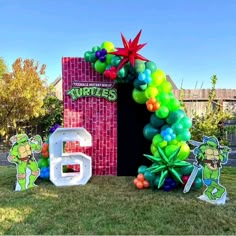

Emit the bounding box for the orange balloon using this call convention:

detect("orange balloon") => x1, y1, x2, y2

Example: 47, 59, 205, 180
136, 181, 144, 189
137, 173, 145, 181
143, 180, 150, 188
42, 151, 49, 158
133, 178, 139, 185
147, 103, 154, 111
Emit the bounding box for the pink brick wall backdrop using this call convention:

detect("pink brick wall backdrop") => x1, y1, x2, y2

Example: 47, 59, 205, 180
62, 57, 117, 175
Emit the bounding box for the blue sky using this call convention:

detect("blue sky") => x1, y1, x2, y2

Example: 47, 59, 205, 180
0, 0, 236, 89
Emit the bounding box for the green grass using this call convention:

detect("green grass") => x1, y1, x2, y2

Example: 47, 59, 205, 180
0, 166, 236, 235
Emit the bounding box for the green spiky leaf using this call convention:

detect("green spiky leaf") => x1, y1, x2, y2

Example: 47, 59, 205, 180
172, 160, 190, 167
157, 146, 169, 164
143, 154, 162, 163
151, 165, 166, 174
158, 170, 168, 189
169, 167, 183, 184
169, 146, 181, 163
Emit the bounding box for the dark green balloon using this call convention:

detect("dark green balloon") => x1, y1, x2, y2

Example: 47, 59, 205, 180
84, 51, 91, 62
193, 177, 203, 189
133, 79, 147, 91
197, 168, 203, 178
89, 52, 97, 63
154, 175, 160, 187
138, 165, 147, 174
180, 164, 194, 175
166, 110, 182, 124
143, 123, 159, 141
150, 114, 165, 129
145, 61, 157, 73
92, 46, 100, 52
144, 170, 156, 182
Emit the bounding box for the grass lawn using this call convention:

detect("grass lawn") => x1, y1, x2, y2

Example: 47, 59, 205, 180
0, 166, 236, 235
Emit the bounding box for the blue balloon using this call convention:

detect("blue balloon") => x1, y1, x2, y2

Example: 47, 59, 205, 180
40, 167, 50, 179
164, 134, 172, 142
146, 77, 152, 84
144, 69, 151, 76
166, 128, 174, 134
171, 133, 176, 139
138, 73, 146, 81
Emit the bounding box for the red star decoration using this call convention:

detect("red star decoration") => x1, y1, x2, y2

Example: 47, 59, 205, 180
109, 30, 149, 71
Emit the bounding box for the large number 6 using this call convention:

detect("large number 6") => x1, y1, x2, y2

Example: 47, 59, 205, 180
49, 128, 92, 186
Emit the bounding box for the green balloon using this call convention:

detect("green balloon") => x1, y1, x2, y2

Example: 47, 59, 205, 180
159, 81, 172, 93
132, 89, 147, 104
177, 143, 190, 160
145, 61, 157, 73
38, 158, 49, 168
144, 170, 155, 181
84, 51, 91, 62
172, 122, 184, 134
92, 46, 100, 52
111, 56, 121, 66
94, 60, 106, 73
150, 114, 165, 128
117, 67, 127, 78
197, 168, 203, 178
145, 86, 158, 99
193, 177, 203, 189
180, 116, 192, 129
101, 41, 115, 52
166, 109, 185, 124
152, 134, 163, 147
168, 98, 181, 111
89, 53, 97, 63
135, 60, 145, 73
157, 92, 170, 105
164, 145, 179, 157
180, 164, 193, 175
155, 106, 169, 119
177, 130, 191, 141
150, 69, 166, 86
138, 165, 147, 174
105, 54, 114, 64
143, 123, 159, 141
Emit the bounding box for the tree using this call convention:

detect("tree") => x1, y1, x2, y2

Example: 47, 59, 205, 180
32, 95, 63, 137
0, 58, 48, 137
0, 58, 7, 79
190, 75, 231, 145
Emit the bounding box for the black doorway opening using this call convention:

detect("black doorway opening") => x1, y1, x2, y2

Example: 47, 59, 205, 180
117, 83, 152, 176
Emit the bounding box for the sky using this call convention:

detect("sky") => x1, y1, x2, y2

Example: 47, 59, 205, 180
0, 0, 236, 89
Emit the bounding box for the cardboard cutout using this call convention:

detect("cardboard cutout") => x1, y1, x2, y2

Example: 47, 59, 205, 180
7, 134, 42, 191
184, 136, 231, 205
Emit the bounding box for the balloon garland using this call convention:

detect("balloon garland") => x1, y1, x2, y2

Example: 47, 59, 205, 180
84, 30, 203, 192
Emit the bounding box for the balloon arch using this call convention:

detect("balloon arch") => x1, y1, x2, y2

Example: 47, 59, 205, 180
82, 30, 202, 191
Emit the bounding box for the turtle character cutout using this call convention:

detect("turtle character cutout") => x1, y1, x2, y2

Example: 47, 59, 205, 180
7, 134, 42, 191
185, 136, 231, 204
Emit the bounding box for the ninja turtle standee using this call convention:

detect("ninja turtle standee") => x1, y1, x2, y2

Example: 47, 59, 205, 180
7, 134, 43, 191
186, 136, 231, 203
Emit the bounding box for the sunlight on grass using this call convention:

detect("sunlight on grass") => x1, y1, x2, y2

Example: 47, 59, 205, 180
0, 207, 32, 234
